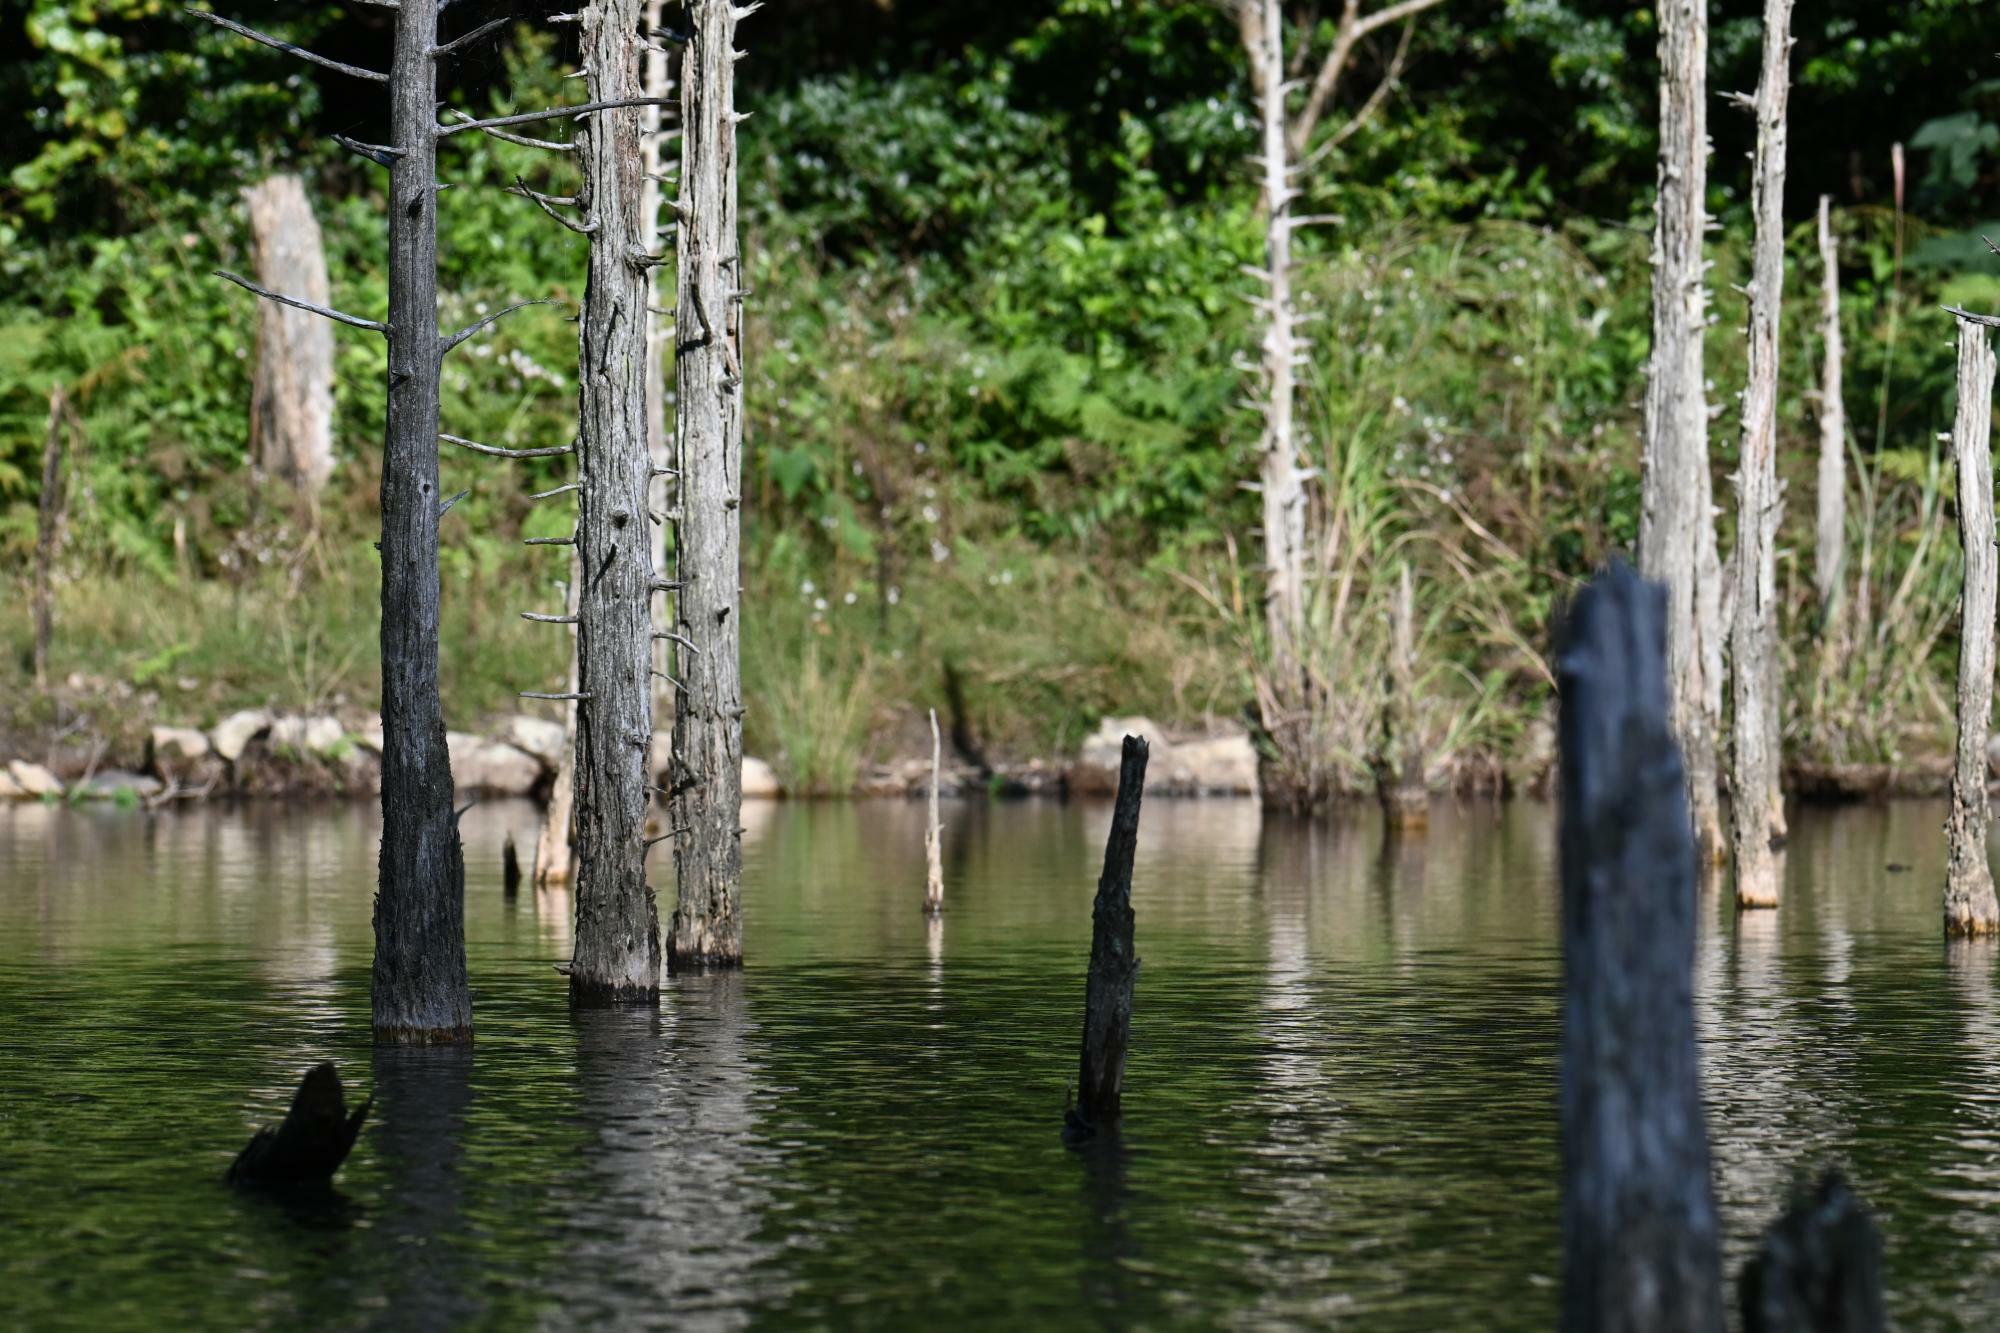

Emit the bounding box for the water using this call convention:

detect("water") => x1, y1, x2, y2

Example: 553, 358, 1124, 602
1, 796, 1997, 1329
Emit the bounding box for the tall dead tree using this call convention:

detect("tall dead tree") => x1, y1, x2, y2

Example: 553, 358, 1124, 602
1234, 0, 1442, 668
641, 0, 677, 738
242, 174, 336, 499
196, 4, 664, 1040
1728, 0, 1794, 911
1557, 563, 1723, 1331
533, 570, 580, 891
666, 0, 751, 970
1946, 312, 2000, 939
1813, 197, 1846, 613
1639, 0, 1727, 868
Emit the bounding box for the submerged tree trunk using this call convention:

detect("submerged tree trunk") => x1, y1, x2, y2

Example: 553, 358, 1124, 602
1074, 735, 1149, 1137
1814, 196, 1846, 614
1946, 315, 2000, 939
641, 0, 675, 743
242, 174, 336, 499
1558, 563, 1723, 1332
667, 0, 746, 970
924, 708, 945, 915
535, 571, 581, 890
1639, 0, 1726, 868
1729, 0, 1793, 911
570, 0, 661, 1003
1738, 1170, 1885, 1333
374, 0, 471, 1044
32, 383, 66, 689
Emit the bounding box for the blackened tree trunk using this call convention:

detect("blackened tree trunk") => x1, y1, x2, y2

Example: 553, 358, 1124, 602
1729, 0, 1793, 910
667, 0, 747, 970
1946, 315, 2000, 939
1558, 563, 1724, 1332
569, 0, 662, 1003
1075, 735, 1149, 1134
374, 0, 471, 1043
1639, 0, 1726, 869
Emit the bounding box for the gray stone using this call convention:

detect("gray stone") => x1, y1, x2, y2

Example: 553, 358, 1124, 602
1072, 716, 1175, 796
496, 714, 568, 769
1169, 733, 1260, 796
269, 715, 347, 757
743, 755, 780, 799
211, 709, 273, 763
6, 760, 62, 798
150, 726, 211, 762
1070, 716, 1257, 797
447, 733, 542, 796
0, 767, 24, 800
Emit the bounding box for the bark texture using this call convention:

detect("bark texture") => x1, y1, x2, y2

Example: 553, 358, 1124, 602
32, 383, 66, 688
569, 0, 661, 1004
1076, 735, 1149, 1134
374, 0, 471, 1044
1558, 563, 1724, 1333
641, 0, 675, 738
242, 174, 336, 497
667, 0, 746, 970
1947, 317, 2000, 939
1813, 196, 1846, 612
1639, 0, 1726, 868
1729, 0, 1793, 910
924, 708, 944, 915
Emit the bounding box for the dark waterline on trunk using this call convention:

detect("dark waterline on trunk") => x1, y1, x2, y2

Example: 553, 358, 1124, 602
1, 798, 1997, 1328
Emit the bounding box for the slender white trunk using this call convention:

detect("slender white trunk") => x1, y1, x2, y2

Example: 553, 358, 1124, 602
243, 175, 336, 499
1814, 195, 1846, 612
1638, 0, 1725, 866
924, 708, 944, 915
1947, 316, 2000, 938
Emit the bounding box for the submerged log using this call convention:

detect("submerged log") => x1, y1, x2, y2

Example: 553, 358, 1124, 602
1557, 562, 1724, 1332
227, 1063, 370, 1186
1069, 735, 1149, 1142
1947, 314, 2000, 938
1738, 1170, 1885, 1333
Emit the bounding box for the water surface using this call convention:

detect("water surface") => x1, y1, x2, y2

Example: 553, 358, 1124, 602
1, 797, 1996, 1328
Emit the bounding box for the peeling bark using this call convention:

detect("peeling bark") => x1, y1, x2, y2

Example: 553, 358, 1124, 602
1729, 0, 1793, 911
569, 0, 661, 1003
1639, 0, 1726, 868
1813, 196, 1846, 613
667, 0, 746, 970
1947, 316, 2000, 939
242, 174, 336, 498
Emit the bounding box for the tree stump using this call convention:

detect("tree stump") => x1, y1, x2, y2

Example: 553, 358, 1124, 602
1070, 735, 1148, 1141
242, 175, 335, 498
1947, 313, 2000, 937
228, 1063, 370, 1186
1738, 1170, 1886, 1333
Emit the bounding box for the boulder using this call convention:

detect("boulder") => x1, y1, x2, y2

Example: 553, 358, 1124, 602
150, 725, 226, 789
1071, 716, 1256, 797
0, 767, 23, 800
354, 723, 386, 755
151, 726, 211, 763
446, 733, 542, 796
743, 755, 780, 798
211, 709, 273, 763
1168, 733, 1260, 796
1072, 717, 1176, 796
496, 714, 568, 769
6, 760, 63, 799
269, 715, 347, 757
75, 770, 165, 801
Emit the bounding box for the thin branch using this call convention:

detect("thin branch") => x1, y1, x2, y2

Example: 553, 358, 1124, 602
1353, 0, 1446, 40
213, 269, 387, 333
507, 176, 596, 234
1948, 306, 2000, 329
332, 133, 402, 167
437, 488, 470, 517
430, 16, 508, 58
441, 108, 576, 152
441, 431, 574, 459
527, 481, 581, 500
1290, 0, 1441, 157
521, 690, 594, 701
653, 630, 701, 655
437, 98, 672, 137
524, 535, 577, 546
1318, 18, 1415, 154
187, 10, 388, 82
521, 611, 580, 624
439, 299, 563, 354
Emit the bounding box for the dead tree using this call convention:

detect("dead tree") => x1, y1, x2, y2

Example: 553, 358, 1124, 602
641, 0, 677, 737
227, 1063, 371, 1186
1639, 0, 1727, 868
242, 174, 335, 499
533, 571, 580, 890
32, 383, 67, 688
1234, 0, 1443, 667
924, 708, 944, 915
1374, 561, 1428, 830
1738, 1170, 1885, 1333
1558, 563, 1724, 1332
196, 5, 665, 1041
1070, 735, 1149, 1141
666, 0, 752, 971
1946, 312, 2000, 938
1728, 0, 1794, 910
1813, 197, 1846, 614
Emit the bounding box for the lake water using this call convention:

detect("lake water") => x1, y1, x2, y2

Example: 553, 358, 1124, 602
2, 796, 1998, 1329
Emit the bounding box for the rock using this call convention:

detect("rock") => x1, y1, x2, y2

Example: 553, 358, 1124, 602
1070, 716, 1257, 797
496, 714, 568, 769
1169, 733, 1260, 795
269, 715, 347, 757
743, 756, 780, 798
151, 726, 211, 762
75, 770, 164, 801
447, 733, 542, 796
150, 725, 226, 789
211, 709, 273, 763
354, 723, 385, 755
1072, 717, 1175, 796
6, 760, 63, 799
0, 768, 23, 800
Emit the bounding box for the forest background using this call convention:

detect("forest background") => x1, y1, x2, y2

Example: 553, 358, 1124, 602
3, 0, 1997, 795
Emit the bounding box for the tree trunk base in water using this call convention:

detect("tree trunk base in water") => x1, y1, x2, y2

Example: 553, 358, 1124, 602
1378, 782, 1428, 832
372, 1024, 476, 1047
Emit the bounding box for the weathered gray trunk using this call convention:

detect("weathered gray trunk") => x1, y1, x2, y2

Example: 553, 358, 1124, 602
641, 0, 675, 739
32, 383, 66, 689
242, 174, 336, 498
667, 0, 746, 970
924, 708, 944, 915
1076, 735, 1149, 1134
1729, 0, 1793, 910
1376, 561, 1428, 830
534, 569, 580, 890
1558, 562, 1723, 1332
373, 0, 471, 1044
1946, 316, 2000, 939
569, 0, 661, 1003
1813, 196, 1846, 613
1638, 0, 1726, 868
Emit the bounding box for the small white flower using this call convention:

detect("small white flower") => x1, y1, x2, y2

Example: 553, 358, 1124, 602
930, 540, 949, 564
843, 592, 857, 605
800, 579, 816, 596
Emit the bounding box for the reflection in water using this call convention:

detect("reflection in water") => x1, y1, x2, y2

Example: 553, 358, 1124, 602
3, 797, 2000, 1327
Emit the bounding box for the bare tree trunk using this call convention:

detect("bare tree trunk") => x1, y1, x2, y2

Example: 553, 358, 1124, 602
32, 384, 66, 689
1376, 561, 1427, 830
535, 570, 581, 891
924, 708, 944, 915
1558, 563, 1723, 1332
569, 0, 661, 1003
1947, 315, 2000, 939
641, 0, 676, 742
374, 0, 471, 1044
1813, 196, 1846, 614
1729, 0, 1793, 911
1639, 0, 1726, 868
242, 174, 336, 499
667, 0, 746, 970
1073, 735, 1149, 1139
